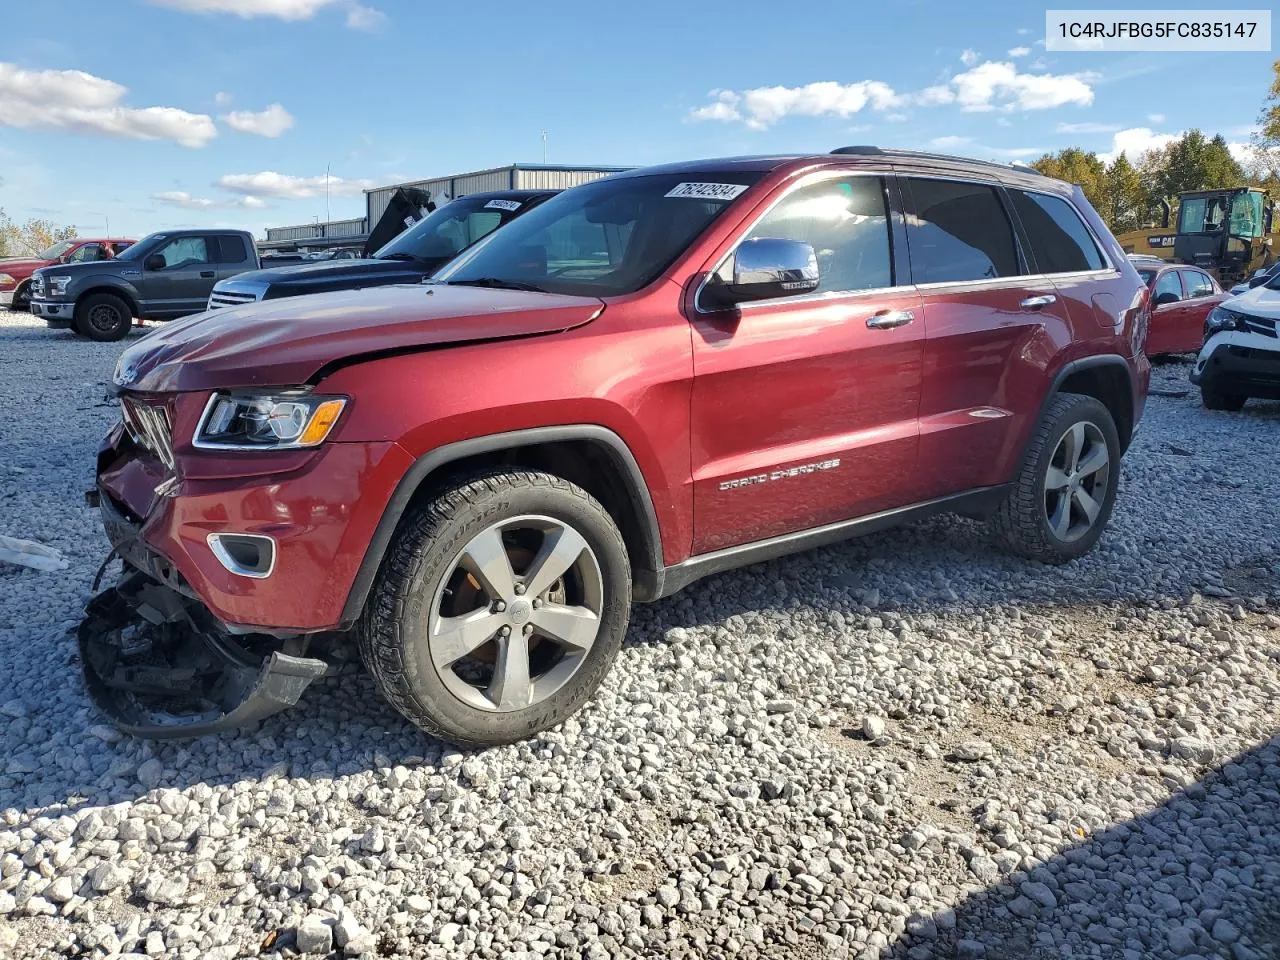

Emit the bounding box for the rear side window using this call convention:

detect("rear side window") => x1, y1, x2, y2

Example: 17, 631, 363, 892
1009, 190, 1104, 274
214, 235, 248, 263
1179, 269, 1215, 298
739, 176, 893, 295
902, 178, 1019, 283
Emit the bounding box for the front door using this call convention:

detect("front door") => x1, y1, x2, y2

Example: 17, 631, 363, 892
143, 235, 216, 317
688, 173, 923, 555
1146, 268, 1186, 356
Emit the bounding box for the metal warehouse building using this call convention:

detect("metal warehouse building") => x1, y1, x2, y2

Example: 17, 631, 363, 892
261, 216, 368, 253
364, 163, 629, 228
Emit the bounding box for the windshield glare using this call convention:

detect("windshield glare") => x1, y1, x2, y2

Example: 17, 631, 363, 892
375, 197, 524, 262
37, 240, 77, 261
436, 173, 762, 297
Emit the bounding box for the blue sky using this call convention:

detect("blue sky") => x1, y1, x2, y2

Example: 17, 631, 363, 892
0, 0, 1274, 241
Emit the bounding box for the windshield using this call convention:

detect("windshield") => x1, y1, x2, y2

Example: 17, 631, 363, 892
1178, 196, 1229, 234
1229, 191, 1264, 239
375, 196, 530, 262
113, 233, 164, 262
436, 173, 763, 297
36, 240, 77, 261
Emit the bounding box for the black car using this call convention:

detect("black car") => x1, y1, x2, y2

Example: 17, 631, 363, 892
207, 190, 557, 310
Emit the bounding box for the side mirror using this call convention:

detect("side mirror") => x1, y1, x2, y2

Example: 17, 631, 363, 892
1249, 274, 1268, 288
1153, 290, 1179, 307
144, 254, 166, 271
707, 237, 819, 307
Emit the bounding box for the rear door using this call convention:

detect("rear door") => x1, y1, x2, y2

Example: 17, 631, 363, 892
688, 171, 924, 553
1175, 268, 1225, 352
143, 235, 215, 317
902, 176, 1073, 501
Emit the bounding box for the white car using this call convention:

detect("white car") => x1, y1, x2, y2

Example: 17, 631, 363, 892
1192, 280, 1280, 410
1228, 262, 1280, 296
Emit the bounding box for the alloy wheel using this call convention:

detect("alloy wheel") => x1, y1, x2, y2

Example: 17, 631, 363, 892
1043, 421, 1110, 543
88, 303, 122, 334
428, 515, 603, 713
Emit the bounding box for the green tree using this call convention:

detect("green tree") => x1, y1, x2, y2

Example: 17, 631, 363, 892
1253, 59, 1280, 178
1152, 130, 1243, 198
1102, 153, 1144, 232
0, 215, 77, 258
1031, 148, 1107, 214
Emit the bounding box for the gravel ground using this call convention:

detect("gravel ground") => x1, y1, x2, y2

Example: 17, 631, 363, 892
1, 309, 1278, 960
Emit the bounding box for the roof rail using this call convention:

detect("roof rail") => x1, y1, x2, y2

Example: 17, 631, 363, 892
830, 145, 1046, 176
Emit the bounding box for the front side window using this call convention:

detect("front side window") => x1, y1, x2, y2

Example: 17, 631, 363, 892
1153, 270, 1182, 304
1009, 190, 1104, 274
1179, 269, 1215, 299
902, 178, 1019, 284
437, 173, 762, 296
65, 243, 100, 264
154, 237, 209, 269
733, 176, 892, 296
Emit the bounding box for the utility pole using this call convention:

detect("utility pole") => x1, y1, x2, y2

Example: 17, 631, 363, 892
541, 131, 548, 164
325, 162, 331, 227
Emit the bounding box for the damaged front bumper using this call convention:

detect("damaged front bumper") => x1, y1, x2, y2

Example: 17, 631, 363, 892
78, 569, 330, 739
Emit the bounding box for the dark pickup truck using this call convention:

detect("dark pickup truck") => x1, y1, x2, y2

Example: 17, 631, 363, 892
207, 190, 555, 311
31, 228, 259, 341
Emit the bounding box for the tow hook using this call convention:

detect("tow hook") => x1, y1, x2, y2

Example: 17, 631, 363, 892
77, 568, 328, 739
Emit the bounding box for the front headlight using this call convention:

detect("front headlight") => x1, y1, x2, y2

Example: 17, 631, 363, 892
1205, 306, 1244, 333
0, 274, 15, 288
48, 275, 72, 297
195, 392, 347, 450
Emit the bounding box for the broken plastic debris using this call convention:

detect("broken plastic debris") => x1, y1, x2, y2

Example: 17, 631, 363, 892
0, 535, 70, 572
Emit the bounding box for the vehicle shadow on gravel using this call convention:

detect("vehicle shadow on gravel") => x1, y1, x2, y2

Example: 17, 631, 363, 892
882, 735, 1280, 960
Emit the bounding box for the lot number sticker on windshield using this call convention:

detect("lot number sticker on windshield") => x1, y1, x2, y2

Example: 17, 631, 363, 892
484, 199, 523, 211
664, 182, 750, 201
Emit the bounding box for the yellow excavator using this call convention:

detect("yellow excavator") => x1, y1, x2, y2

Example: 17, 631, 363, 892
1116, 186, 1276, 287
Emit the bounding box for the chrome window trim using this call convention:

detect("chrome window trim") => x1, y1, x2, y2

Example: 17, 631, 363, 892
734, 283, 916, 312
693, 169, 898, 315
206, 533, 277, 579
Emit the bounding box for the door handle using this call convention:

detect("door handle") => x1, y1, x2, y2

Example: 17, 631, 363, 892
1020, 294, 1057, 309
200, 271, 215, 278
866, 309, 915, 330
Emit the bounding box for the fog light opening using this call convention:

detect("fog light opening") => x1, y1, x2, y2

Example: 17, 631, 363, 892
207, 533, 276, 579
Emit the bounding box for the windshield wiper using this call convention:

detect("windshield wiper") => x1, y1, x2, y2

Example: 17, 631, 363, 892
447, 277, 546, 293
378, 253, 419, 261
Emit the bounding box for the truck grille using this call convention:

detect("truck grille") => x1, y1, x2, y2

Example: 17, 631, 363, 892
1241, 313, 1278, 339
207, 290, 259, 311
121, 397, 175, 472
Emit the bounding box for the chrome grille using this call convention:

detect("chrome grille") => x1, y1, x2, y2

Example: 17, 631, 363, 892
207, 289, 260, 311
121, 398, 175, 471
1241, 313, 1278, 338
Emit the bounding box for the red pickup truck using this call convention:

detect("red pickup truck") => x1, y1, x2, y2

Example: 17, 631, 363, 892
0, 238, 135, 312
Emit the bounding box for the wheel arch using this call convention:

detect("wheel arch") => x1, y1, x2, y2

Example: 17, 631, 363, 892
1042, 354, 1136, 452
339, 425, 666, 629
77, 284, 141, 319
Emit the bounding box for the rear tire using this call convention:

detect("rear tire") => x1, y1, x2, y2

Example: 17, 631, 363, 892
992, 393, 1120, 564
1201, 387, 1246, 412
74, 293, 132, 342
357, 470, 631, 746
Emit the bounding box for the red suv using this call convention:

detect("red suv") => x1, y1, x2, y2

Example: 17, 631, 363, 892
84, 149, 1150, 745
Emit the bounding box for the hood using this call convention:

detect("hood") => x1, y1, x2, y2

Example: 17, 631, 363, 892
115, 283, 605, 393
33, 259, 123, 278
1224, 283, 1280, 319
0, 258, 51, 276
223, 257, 439, 291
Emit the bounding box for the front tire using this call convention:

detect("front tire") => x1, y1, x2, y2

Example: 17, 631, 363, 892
992, 393, 1121, 564
74, 293, 132, 342
1201, 386, 1246, 412
357, 470, 631, 746
10, 283, 31, 312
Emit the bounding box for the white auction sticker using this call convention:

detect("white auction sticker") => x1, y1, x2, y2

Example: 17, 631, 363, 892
484, 199, 523, 211
664, 182, 750, 201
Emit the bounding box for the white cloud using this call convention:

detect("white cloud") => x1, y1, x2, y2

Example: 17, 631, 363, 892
1056, 121, 1121, 134
690, 81, 902, 130
214, 91, 232, 106
1099, 127, 1180, 162
222, 103, 294, 137
929, 135, 973, 148
154, 190, 268, 209
0, 62, 216, 147
1008, 46, 1031, 58
950, 61, 1094, 112
346, 3, 386, 29
151, 0, 340, 18
692, 59, 1094, 128
215, 171, 375, 199
1147, 113, 1165, 124
960, 49, 981, 66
